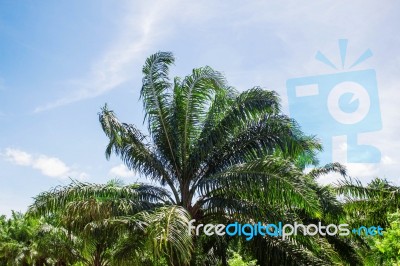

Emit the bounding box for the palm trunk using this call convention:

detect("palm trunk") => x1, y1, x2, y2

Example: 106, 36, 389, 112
91, 245, 104, 266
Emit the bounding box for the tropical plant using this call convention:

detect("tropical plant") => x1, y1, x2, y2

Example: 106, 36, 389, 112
0, 211, 36, 266
337, 177, 400, 265
101, 51, 328, 264
28, 179, 177, 266
243, 163, 363, 266
28, 51, 356, 265
0, 212, 72, 266
227, 250, 258, 266
337, 177, 400, 227
372, 211, 400, 265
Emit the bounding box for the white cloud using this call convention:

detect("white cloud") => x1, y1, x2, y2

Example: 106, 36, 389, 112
109, 164, 135, 178
5, 148, 33, 166
32, 155, 70, 177
3, 148, 88, 180
315, 163, 381, 186
77, 172, 90, 180
382, 156, 395, 165
345, 163, 380, 179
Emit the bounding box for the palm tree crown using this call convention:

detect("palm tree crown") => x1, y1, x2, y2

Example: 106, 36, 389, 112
99, 51, 321, 221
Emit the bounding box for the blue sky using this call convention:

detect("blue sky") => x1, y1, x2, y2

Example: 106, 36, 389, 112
1, 1, 399, 216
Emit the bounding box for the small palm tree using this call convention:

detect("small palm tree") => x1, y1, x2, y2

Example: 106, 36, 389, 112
0, 212, 60, 266
0, 212, 34, 266
337, 177, 400, 227
30, 180, 170, 266
336, 177, 400, 265
29, 52, 327, 265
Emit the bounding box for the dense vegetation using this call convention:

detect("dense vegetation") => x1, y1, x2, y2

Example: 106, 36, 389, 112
1, 52, 397, 266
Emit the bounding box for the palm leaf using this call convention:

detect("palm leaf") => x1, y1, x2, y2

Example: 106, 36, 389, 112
140, 51, 180, 177
198, 157, 321, 218
99, 105, 180, 202
28, 181, 172, 217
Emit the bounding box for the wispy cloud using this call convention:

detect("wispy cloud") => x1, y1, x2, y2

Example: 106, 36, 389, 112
109, 164, 135, 178
34, 1, 178, 113
3, 148, 88, 180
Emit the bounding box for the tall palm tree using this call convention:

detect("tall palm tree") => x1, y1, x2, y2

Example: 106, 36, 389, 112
29, 51, 329, 265
101, 51, 321, 217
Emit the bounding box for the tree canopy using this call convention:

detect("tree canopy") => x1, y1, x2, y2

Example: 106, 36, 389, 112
1, 52, 394, 266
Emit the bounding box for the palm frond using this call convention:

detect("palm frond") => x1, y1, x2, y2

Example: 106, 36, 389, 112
198, 157, 321, 218
336, 177, 400, 226
141, 51, 180, 177
33, 223, 86, 264
175, 66, 227, 167
28, 181, 172, 217
198, 115, 319, 182
131, 206, 193, 265
189, 88, 282, 172
308, 162, 347, 179
99, 105, 179, 202
249, 235, 330, 266
336, 177, 400, 202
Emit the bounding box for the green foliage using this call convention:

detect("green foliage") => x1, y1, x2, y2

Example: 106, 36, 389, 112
228, 251, 258, 266
0, 212, 36, 265
0, 212, 79, 266
337, 177, 400, 266
370, 212, 400, 265
95, 51, 337, 264
337, 177, 400, 227
0, 52, 367, 265
28, 180, 178, 265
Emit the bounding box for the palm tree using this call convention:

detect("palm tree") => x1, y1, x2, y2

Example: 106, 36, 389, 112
0, 211, 35, 266
102, 51, 321, 216
29, 51, 332, 265
29, 180, 176, 266
0, 212, 58, 266
32, 223, 83, 266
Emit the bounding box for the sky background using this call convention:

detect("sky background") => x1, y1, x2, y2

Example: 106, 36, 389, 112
1, 0, 399, 216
